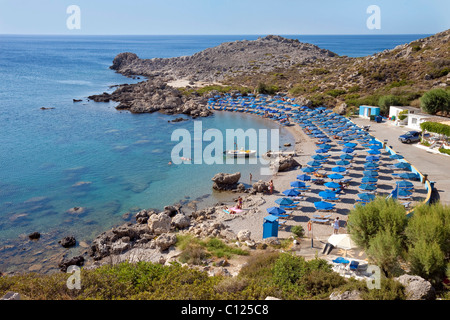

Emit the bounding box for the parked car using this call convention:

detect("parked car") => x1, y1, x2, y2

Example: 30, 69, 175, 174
399, 131, 421, 144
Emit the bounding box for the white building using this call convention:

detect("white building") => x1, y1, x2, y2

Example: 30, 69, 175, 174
388, 106, 448, 131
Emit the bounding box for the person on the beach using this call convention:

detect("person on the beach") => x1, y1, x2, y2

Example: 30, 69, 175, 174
249, 173, 252, 183
333, 217, 340, 234
237, 196, 243, 209
269, 180, 274, 194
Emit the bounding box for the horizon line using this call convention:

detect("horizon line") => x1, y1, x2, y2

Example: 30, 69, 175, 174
0, 32, 435, 37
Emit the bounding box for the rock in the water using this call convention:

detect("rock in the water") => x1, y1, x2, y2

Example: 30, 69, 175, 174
211, 172, 241, 191
58, 255, 85, 272
59, 236, 76, 248
28, 232, 41, 240
394, 275, 436, 300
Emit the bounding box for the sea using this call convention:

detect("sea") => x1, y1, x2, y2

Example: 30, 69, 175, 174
0, 34, 430, 273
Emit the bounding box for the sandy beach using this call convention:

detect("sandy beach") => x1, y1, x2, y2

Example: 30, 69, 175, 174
215, 114, 428, 248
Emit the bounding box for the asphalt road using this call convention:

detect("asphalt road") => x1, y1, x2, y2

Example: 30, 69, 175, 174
352, 117, 450, 205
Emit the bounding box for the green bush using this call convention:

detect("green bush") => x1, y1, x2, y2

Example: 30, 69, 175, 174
367, 229, 404, 277
361, 278, 406, 300
326, 89, 346, 98
291, 225, 305, 238
420, 121, 450, 137
439, 147, 450, 155
420, 89, 450, 115
256, 82, 279, 95
408, 239, 446, 285
378, 95, 404, 115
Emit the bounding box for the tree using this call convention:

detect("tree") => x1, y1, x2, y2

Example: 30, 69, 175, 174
408, 239, 446, 285
378, 95, 403, 115
367, 229, 404, 277
420, 88, 450, 115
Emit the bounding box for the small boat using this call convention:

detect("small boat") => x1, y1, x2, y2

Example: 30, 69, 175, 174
224, 148, 257, 158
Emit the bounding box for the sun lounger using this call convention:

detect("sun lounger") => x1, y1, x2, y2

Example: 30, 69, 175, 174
313, 214, 332, 219
310, 218, 330, 224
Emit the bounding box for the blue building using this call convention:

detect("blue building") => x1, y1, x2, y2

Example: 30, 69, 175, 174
359, 105, 380, 119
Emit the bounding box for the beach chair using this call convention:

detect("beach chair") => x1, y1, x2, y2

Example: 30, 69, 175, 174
310, 218, 330, 224
349, 260, 359, 272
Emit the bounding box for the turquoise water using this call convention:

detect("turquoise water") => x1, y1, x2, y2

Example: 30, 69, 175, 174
0, 34, 429, 271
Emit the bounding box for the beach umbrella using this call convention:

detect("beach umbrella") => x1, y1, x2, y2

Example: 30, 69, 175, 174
314, 201, 335, 211
342, 148, 355, 153
311, 155, 326, 161
398, 172, 419, 180
317, 143, 332, 149
275, 198, 294, 205
358, 193, 376, 201
328, 173, 344, 180
363, 170, 379, 177
340, 154, 353, 160
364, 162, 379, 169
297, 174, 311, 181
332, 166, 347, 173
307, 161, 323, 167
328, 234, 358, 250
369, 144, 382, 150
397, 181, 414, 189
366, 156, 380, 162
344, 142, 357, 148
282, 188, 300, 197
394, 162, 411, 169
397, 189, 413, 197
335, 160, 350, 166
319, 190, 338, 200
367, 149, 381, 155
359, 184, 377, 191
324, 181, 341, 189
290, 181, 307, 188
315, 148, 329, 154
319, 138, 331, 143
361, 177, 378, 184
266, 206, 286, 215
302, 167, 317, 173
390, 154, 404, 160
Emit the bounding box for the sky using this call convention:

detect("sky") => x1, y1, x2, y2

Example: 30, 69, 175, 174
0, 0, 448, 35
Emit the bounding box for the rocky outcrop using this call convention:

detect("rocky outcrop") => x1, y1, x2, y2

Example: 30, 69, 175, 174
211, 172, 241, 191
59, 236, 76, 248
251, 180, 270, 194
58, 255, 85, 272
88, 79, 212, 118
147, 212, 171, 235
394, 275, 436, 300
329, 290, 362, 300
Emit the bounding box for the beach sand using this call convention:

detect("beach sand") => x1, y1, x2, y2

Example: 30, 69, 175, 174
217, 117, 428, 249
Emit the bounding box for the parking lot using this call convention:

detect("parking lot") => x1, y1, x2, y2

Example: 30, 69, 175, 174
352, 117, 450, 205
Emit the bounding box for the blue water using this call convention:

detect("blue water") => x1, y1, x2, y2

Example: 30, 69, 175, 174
0, 34, 428, 256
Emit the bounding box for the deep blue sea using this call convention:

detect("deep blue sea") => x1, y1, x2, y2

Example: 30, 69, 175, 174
0, 34, 429, 272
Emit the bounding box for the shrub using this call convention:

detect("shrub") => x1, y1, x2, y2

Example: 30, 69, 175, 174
439, 147, 450, 155
367, 229, 404, 277
310, 68, 329, 75
326, 89, 346, 98
420, 121, 450, 137
420, 89, 450, 115
256, 82, 279, 95
378, 95, 404, 115
408, 239, 446, 285
291, 225, 305, 238
361, 278, 406, 300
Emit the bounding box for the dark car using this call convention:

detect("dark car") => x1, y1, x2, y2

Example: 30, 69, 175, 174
399, 131, 421, 144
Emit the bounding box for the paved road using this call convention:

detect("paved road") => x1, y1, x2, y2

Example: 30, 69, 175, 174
352, 118, 450, 205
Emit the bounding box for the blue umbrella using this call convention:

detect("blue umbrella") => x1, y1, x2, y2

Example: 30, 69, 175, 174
311, 155, 326, 160
290, 181, 307, 188
307, 161, 323, 167
394, 162, 411, 169
340, 154, 354, 160
364, 162, 379, 169
297, 174, 311, 181
317, 143, 332, 149
359, 184, 377, 191
367, 149, 381, 155
397, 189, 412, 197
335, 160, 350, 166
314, 201, 336, 210
369, 144, 382, 149
302, 167, 317, 173
282, 188, 300, 197
328, 173, 344, 180
342, 148, 355, 153
344, 142, 357, 148
324, 181, 341, 189
390, 154, 404, 160
398, 172, 419, 180
267, 206, 286, 215
397, 181, 414, 188
362, 177, 378, 183
315, 148, 329, 154
332, 166, 347, 173
363, 170, 379, 177
366, 156, 380, 162
358, 193, 376, 201
275, 198, 294, 205
319, 190, 337, 200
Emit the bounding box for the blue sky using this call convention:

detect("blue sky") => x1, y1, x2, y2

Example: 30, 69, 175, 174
0, 0, 448, 35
